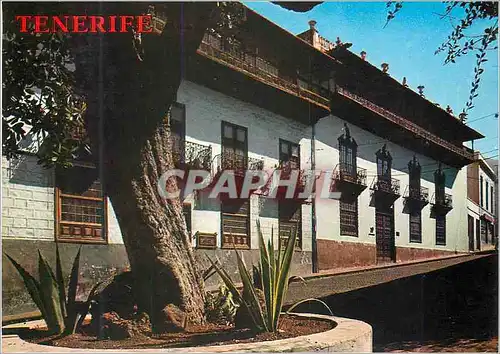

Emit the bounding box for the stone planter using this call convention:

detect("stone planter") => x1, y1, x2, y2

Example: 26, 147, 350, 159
2, 313, 372, 352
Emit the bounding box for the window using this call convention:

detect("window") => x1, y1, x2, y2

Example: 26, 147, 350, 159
486, 181, 489, 210
408, 156, 422, 243
169, 103, 186, 164
221, 122, 250, 248
278, 202, 302, 249
408, 155, 421, 198
221, 121, 247, 170
409, 211, 422, 243
338, 124, 357, 178
55, 165, 107, 243
480, 176, 483, 207
434, 165, 447, 245
221, 200, 250, 248
491, 186, 494, 213
183, 204, 192, 237
340, 200, 359, 236
279, 139, 300, 170
278, 139, 302, 248
436, 215, 446, 245
376, 144, 392, 193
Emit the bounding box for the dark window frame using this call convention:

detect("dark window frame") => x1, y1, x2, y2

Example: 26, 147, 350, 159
340, 200, 359, 237
220, 121, 250, 249
436, 215, 446, 245
278, 139, 302, 248
338, 125, 359, 237
480, 176, 484, 207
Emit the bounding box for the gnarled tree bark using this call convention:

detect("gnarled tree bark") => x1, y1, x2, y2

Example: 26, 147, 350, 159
72, 3, 217, 330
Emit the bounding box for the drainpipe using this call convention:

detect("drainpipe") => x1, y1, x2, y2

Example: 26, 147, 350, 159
311, 120, 318, 273
309, 57, 319, 273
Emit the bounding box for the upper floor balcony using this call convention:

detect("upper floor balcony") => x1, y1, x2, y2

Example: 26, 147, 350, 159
215, 150, 264, 177
331, 163, 367, 202
171, 139, 212, 171
370, 176, 401, 204
403, 185, 429, 210
197, 33, 331, 111
333, 86, 476, 167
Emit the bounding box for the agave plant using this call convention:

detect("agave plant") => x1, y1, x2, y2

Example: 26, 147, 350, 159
5, 243, 100, 335
209, 220, 314, 332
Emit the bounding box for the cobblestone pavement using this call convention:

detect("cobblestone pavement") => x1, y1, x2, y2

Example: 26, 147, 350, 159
286, 253, 491, 305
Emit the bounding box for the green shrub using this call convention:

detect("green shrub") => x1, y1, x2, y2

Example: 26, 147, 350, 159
209, 220, 305, 332
6, 244, 100, 335
205, 284, 239, 325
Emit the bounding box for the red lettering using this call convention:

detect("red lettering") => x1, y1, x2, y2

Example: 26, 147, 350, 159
137, 15, 152, 33
90, 16, 105, 33
108, 16, 117, 33
34, 16, 49, 33
120, 15, 134, 33
73, 16, 88, 33
15, 15, 31, 32
52, 16, 69, 33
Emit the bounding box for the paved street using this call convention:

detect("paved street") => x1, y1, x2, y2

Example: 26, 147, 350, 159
287, 253, 498, 352
286, 253, 492, 305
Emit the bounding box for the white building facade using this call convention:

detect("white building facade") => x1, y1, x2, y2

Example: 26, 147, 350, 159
2, 5, 484, 315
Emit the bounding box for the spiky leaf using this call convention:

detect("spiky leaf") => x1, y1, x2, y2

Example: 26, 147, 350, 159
38, 251, 65, 334
55, 243, 67, 319
5, 253, 47, 321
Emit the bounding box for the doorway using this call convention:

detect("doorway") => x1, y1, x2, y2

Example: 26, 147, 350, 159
376, 206, 395, 263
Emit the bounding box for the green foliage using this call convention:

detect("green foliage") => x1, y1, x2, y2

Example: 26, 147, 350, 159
205, 284, 239, 325
208, 220, 299, 332
2, 3, 88, 167
5, 244, 100, 335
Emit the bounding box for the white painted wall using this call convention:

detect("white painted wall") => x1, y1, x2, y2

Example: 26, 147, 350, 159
314, 115, 469, 252
2, 79, 469, 254
177, 80, 313, 251
1, 155, 123, 243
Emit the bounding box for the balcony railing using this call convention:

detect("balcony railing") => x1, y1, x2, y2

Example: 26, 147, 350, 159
197, 33, 330, 110
370, 176, 401, 195
333, 163, 367, 186
336, 87, 475, 161
431, 192, 453, 209
404, 185, 429, 203
217, 150, 264, 173
171, 139, 212, 170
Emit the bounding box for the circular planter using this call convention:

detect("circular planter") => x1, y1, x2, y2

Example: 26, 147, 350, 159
2, 313, 372, 352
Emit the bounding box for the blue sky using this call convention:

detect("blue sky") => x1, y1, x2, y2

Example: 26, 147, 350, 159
244, 2, 499, 160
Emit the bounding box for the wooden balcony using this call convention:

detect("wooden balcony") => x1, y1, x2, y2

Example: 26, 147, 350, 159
334, 87, 475, 167
403, 185, 429, 210
197, 34, 330, 111
331, 163, 367, 202
370, 176, 401, 205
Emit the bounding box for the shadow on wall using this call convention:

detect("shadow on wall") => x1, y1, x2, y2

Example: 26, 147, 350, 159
178, 81, 311, 163
315, 116, 459, 188
5, 154, 55, 189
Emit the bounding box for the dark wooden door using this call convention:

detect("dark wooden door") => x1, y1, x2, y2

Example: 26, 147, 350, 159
376, 208, 395, 263
468, 215, 474, 251
476, 219, 481, 250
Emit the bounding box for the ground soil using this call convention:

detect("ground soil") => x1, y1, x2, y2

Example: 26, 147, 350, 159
21, 315, 334, 350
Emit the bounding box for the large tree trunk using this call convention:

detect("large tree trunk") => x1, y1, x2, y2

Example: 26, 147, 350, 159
72, 3, 217, 330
